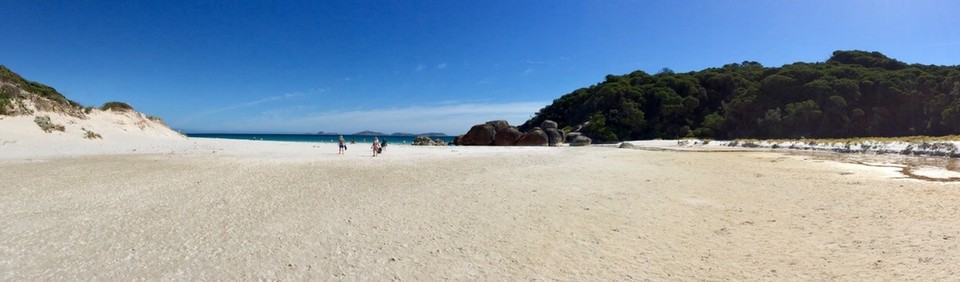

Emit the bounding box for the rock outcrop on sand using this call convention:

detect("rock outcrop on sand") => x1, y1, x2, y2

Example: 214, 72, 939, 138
454, 119, 591, 147
412, 135, 448, 146
516, 128, 549, 146
545, 128, 562, 146
570, 135, 592, 146
540, 120, 558, 130
461, 124, 496, 145
494, 127, 523, 146
539, 120, 562, 146
485, 120, 511, 132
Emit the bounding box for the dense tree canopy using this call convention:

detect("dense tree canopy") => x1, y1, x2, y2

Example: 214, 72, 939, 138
521, 51, 960, 142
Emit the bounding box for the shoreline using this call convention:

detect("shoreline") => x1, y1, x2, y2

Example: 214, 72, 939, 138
184, 133, 457, 145
7, 134, 960, 182
620, 138, 960, 157
619, 140, 960, 183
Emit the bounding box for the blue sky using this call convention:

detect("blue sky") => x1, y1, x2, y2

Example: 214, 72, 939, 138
2, 1, 959, 134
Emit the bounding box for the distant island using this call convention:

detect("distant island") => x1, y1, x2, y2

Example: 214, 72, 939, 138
418, 132, 449, 137
353, 131, 385, 136
313, 131, 448, 137
342, 131, 448, 137
390, 132, 448, 137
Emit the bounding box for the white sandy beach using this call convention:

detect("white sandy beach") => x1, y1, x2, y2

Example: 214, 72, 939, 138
3, 127, 960, 280
3, 107, 960, 280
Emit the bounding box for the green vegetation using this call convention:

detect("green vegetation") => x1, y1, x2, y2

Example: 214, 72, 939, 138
0, 84, 17, 114
82, 128, 102, 139
522, 50, 960, 142
0, 65, 80, 108
100, 101, 134, 111
34, 115, 65, 132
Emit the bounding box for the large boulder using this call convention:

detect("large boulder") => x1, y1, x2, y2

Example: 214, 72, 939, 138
485, 120, 511, 132
516, 128, 549, 146
540, 120, 558, 130
412, 135, 435, 146
565, 132, 582, 143
545, 128, 562, 146
462, 123, 496, 145
570, 135, 592, 146
494, 127, 523, 146
453, 135, 464, 145
619, 142, 639, 149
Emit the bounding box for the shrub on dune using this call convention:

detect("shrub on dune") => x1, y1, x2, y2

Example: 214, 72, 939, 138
34, 115, 65, 133
100, 102, 134, 112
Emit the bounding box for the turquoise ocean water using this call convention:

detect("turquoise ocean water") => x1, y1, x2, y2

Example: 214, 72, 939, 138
186, 133, 455, 145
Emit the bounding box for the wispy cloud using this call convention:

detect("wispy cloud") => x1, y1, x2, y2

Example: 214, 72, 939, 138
521, 68, 534, 75
177, 88, 324, 124
191, 93, 303, 117
416, 64, 426, 71
214, 101, 547, 135
436, 63, 447, 69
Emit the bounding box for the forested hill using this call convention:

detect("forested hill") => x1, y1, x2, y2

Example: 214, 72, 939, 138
520, 50, 960, 142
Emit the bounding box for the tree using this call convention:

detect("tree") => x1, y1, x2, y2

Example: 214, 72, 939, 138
523, 50, 960, 140
657, 67, 675, 75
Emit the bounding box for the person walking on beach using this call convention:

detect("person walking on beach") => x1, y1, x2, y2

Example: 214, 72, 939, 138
371, 137, 382, 157
338, 135, 346, 155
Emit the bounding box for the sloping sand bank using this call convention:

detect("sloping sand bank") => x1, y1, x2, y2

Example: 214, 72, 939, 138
2, 144, 959, 280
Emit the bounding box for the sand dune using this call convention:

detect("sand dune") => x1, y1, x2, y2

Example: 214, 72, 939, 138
2, 139, 959, 280
0, 103, 185, 159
